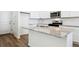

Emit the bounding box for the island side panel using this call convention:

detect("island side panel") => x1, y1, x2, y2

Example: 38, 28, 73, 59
66, 32, 73, 47
28, 30, 67, 47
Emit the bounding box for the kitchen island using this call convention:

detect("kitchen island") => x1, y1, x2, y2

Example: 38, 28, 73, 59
22, 26, 73, 47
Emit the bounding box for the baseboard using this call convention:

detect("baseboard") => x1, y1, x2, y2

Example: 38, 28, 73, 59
0, 33, 11, 36
0, 33, 21, 40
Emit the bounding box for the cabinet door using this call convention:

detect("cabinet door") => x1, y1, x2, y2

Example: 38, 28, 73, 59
61, 11, 71, 17
30, 12, 39, 18
30, 11, 50, 18
39, 11, 50, 18
61, 11, 79, 17
70, 11, 79, 17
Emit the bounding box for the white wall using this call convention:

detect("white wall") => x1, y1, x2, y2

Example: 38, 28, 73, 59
0, 11, 20, 38
10, 11, 20, 39
61, 18, 79, 26
29, 20, 39, 25
0, 11, 11, 34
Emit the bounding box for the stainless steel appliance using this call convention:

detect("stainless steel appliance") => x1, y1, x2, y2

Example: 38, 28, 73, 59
48, 20, 62, 27
50, 11, 61, 18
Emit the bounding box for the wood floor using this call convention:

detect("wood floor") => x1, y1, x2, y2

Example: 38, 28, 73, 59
0, 33, 79, 47
0, 34, 28, 47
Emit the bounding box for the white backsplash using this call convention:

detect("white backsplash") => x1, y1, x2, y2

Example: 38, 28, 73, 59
29, 19, 54, 26
29, 20, 39, 25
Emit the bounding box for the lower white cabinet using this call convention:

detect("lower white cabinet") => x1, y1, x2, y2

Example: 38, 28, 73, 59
29, 29, 73, 47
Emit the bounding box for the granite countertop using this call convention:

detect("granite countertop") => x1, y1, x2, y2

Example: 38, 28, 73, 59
22, 26, 72, 38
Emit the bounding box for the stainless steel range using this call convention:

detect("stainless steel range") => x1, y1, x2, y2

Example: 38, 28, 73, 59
48, 19, 62, 27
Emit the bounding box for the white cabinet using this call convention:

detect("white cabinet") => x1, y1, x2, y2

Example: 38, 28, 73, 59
30, 11, 50, 18
29, 29, 72, 47
30, 12, 39, 18
61, 11, 71, 17
61, 11, 79, 17
39, 11, 50, 18
70, 11, 79, 17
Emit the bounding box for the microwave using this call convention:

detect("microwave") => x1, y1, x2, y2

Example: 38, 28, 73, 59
50, 11, 61, 18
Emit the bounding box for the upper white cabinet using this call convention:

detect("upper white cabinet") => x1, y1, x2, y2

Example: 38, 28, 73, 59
70, 11, 79, 17
61, 11, 79, 18
39, 11, 50, 18
61, 11, 71, 17
30, 11, 50, 18
30, 12, 39, 18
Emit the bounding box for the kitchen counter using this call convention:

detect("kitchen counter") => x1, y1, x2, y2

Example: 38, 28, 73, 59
22, 26, 72, 38
22, 26, 73, 47
60, 25, 79, 43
